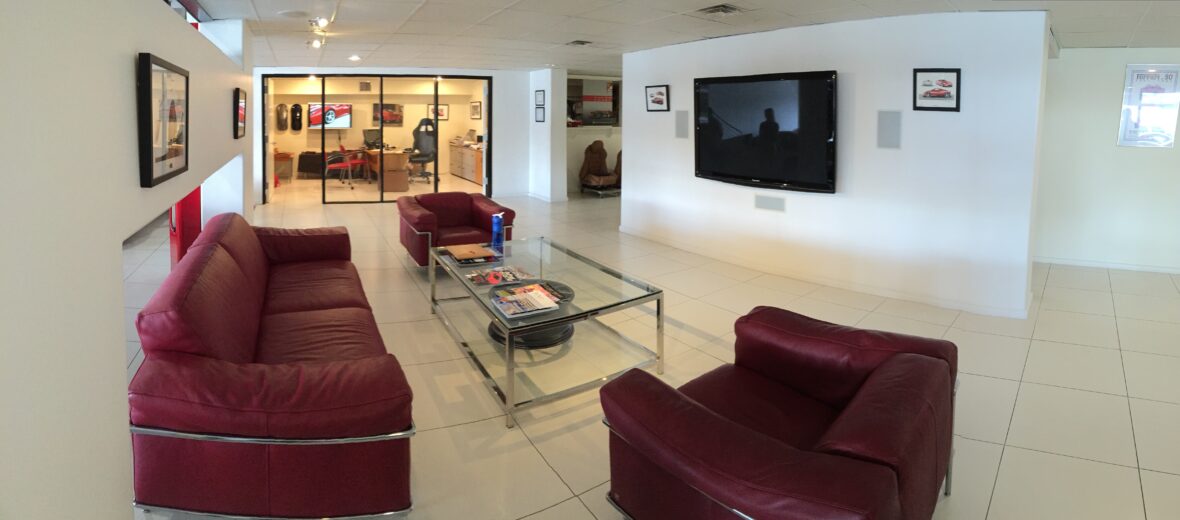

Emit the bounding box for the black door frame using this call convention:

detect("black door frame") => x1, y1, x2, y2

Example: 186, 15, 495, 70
260, 73, 494, 205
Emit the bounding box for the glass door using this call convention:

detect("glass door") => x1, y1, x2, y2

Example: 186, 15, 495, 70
322, 76, 381, 203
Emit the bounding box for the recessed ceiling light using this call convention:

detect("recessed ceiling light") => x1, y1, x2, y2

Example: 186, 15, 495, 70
348, 55, 361, 62
308, 74, 317, 81
310, 39, 323, 49
315, 17, 330, 28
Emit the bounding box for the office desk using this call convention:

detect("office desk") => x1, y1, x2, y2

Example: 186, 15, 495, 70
366, 149, 410, 193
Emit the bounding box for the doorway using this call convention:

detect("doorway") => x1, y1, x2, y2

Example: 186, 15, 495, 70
262, 74, 492, 205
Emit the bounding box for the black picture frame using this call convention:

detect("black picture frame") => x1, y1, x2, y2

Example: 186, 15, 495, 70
913, 68, 961, 112
428, 103, 450, 121
137, 52, 190, 188
535, 90, 545, 106
470, 101, 482, 120
233, 87, 246, 139
535, 106, 545, 122
645, 84, 669, 112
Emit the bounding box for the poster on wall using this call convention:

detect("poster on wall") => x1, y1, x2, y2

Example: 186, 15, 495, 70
428, 104, 449, 120
1118, 65, 1179, 148
913, 68, 960, 112
470, 101, 482, 120
137, 53, 189, 188
373, 103, 404, 126
645, 85, 669, 112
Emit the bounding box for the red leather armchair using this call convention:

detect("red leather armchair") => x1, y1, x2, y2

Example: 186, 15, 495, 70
397, 192, 515, 266
601, 306, 957, 520
129, 213, 414, 519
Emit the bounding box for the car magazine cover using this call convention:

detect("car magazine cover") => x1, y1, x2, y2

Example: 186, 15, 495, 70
490, 284, 560, 318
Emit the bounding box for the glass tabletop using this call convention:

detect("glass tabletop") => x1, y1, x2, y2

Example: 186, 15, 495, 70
431, 237, 662, 332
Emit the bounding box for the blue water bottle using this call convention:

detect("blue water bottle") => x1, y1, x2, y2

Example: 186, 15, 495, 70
491, 212, 505, 255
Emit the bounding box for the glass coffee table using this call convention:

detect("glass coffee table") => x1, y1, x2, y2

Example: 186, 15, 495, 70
429, 237, 664, 428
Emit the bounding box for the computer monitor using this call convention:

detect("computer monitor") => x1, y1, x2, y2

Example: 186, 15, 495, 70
363, 129, 381, 148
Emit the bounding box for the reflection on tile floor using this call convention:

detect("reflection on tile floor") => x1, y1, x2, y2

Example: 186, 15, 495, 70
126, 183, 1180, 519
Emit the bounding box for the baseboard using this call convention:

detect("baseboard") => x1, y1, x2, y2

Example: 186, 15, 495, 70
1033, 255, 1180, 275
618, 225, 1031, 319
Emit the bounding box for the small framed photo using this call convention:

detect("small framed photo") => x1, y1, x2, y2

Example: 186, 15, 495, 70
233, 87, 246, 139
535, 90, 545, 106
914, 68, 960, 112
372, 103, 404, 126
535, 106, 545, 123
645, 85, 669, 112
137, 52, 189, 187
470, 101, 482, 120
428, 104, 449, 120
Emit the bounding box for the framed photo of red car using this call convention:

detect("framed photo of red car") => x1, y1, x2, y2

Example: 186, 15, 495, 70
372, 103, 404, 126
233, 88, 246, 139
428, 104, 449, 121
645, 85, 669, 112
137, 52, 189, 187
914, 68, 960, 112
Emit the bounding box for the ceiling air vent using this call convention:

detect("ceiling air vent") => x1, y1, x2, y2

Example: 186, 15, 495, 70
359, 81, 372, 92
697, 3, 746, 16
566, 40, 593, 46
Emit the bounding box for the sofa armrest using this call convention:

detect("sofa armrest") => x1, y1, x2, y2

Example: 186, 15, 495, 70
470, 194, 516, 238
396, 196, 438, 234
735, 306, 957, 407
252, 226, 351, 264
129, 353, 412, 439
815, 353, 953, 473
601, 369, 902, 520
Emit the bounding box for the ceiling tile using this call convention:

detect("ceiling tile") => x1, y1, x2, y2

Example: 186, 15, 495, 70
1130, 30, 1180, 48
1051, 16, 1143, 34
396, 20, 469, 36
479, 9, 573, 30
200, 0, 259, 19
252, 0, 338, 20
1135, 15, 1180, 33
575, 0, 680, 24
408, 2, 503, 24
862, 0, 956, 17
333, 0, 420, 23
513, 0, 622, 16
777, 0, 864, 16
642, 13, 732, 35
798, 5, 878, 25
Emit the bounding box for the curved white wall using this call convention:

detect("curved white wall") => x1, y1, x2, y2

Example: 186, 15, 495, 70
620, 12, 1048, 317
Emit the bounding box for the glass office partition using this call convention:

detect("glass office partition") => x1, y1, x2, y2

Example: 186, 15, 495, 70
322, 76, 380, 203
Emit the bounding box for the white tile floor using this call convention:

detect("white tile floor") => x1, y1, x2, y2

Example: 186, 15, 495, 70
124, 184, 1180, 520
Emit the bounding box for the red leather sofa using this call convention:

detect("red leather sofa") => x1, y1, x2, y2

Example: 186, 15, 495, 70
397, 192, 515, 266
601, 306, 957, 520
128, 213, 414, 519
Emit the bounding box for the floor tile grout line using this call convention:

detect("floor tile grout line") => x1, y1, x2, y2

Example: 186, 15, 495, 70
983, 316, 1036, 520
1109, 274, 1151, 520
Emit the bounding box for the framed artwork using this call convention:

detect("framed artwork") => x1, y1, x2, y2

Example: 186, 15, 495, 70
535, 90, 545, 106
137, 52, 189, 187
645, 84, 669, 112
913, 68, 960, 112
233, 88, 246, 139
535, 106, 545, 123
428, 104, 449, 121
372, 103, 404, 126
470, 101, 482, 120
1117, 64, 1178, 148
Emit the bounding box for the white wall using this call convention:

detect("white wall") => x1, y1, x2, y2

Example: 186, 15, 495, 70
0, 1, 252, 518
621, 12, 1048, 317
1034, 48, 1180, 273
568, 126, 622, 193
529, 69, 568, 201
255, 67, 530, 197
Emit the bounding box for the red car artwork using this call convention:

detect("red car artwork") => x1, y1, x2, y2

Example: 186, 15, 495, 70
309, 103, 353, 128
922, 88, 952, 98
936, 79, 954, 87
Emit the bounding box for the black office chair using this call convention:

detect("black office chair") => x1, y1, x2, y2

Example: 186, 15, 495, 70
409, 118, 436, 183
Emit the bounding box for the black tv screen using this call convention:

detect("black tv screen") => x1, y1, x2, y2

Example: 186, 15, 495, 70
695, 71, 837, 193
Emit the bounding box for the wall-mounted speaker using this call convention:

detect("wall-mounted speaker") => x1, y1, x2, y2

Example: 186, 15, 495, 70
877, 110, 902, 149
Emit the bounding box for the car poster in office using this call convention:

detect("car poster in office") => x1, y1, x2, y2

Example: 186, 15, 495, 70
913, 68, 960, 112
1118, 65, 1178, 148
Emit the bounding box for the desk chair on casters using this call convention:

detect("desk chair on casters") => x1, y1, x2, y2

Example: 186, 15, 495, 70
409, 118, 437, 184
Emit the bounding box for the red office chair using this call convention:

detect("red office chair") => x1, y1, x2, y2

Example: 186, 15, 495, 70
325, 145, 370, 189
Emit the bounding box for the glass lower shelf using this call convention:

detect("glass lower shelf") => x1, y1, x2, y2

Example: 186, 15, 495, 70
435, 296, 657, 408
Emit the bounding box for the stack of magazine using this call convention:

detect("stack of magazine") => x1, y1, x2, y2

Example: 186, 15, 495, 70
465, 266, 533, 286
490, 283, 560, 318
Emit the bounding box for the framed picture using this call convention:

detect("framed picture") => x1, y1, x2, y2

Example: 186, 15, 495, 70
913, 68, 960, 112
372, 103, 404, 126
137, 52, 189, 187
645, 85, 669, 112
1117, 64, 1178, 148
428, 104, 449, 121
470, 101, 482, 120
535, 106, 545, 123
233, 88, 246, 139
535, 90, 545, 106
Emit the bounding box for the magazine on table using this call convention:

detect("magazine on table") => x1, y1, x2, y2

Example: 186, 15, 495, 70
489, 283, 561, 318
465, 266, 533, 286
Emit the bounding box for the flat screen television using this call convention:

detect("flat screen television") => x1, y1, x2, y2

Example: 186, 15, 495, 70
308, 103, 352, 129
695, 71, 837, 193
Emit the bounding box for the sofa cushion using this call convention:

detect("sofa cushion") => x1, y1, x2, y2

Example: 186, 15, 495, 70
264, 260, 369, 315
193, 213, 269, 303
416, 192, 472, 228
436, 225, 490, 247
678, 364, 839, 450
137, 244, 263, 363
256, 308, 385, 364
